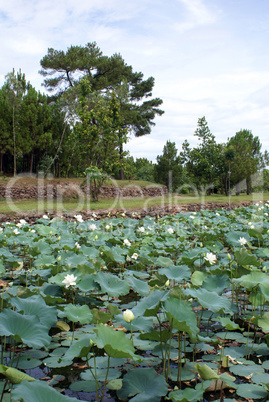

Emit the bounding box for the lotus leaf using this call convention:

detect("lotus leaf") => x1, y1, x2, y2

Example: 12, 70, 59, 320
11, 380, 79, 401
117, 367, 168, 401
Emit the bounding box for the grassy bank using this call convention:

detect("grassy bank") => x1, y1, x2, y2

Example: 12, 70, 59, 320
0, 191, 268, 215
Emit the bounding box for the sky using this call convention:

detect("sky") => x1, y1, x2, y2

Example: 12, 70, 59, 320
0, 0, 268, 162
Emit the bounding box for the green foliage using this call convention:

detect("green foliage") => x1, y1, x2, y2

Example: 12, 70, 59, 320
228, 129, 264, 194
154, 140, 183, 191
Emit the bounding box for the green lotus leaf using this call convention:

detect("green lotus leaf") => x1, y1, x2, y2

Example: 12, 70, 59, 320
76, 274, 96, 292
191, 271, 207, 286
11, 380, 79, 401
11, 355, 42, 370
69, 380, 100, 392
95, 271, 130, 297
168, 383, 204, 402
107, 379, 123, 391
59, 304, 93, 324
117, 367, 168, 401
258, 312, 269, 333
101, 245, 125, 264
233, 270, 269, 290
234, 248, 260, 267
34, 254, 56, 266
196, 363, 219, 380
132, 289, 167, 317
0, 365, 35, 384
202, 274, 230, 295
158, 265, 191, 282
154, 256, 174, 267
42, 356, 73, 368
217, 316, 242, 331
36, 226, 57, 236
236, 383, 268, 400
125, 273, 150, 296
163, 297, 199, 339
65, 254, 88, 267
94, 324, 140, 360
64, 336, 94, 359
225, 231, 251, 247
0, 309, 51, 348
185, 288, 232, 314
11, 295, 57, 329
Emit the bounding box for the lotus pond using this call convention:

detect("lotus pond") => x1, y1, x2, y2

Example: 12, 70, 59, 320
1, 204, 269, 401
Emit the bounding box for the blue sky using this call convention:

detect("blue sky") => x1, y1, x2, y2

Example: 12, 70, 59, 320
0, 0, 268, 162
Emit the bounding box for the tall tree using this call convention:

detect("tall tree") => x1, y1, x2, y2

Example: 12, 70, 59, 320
74, 78, 128, 174
3, 69, 28, 175
0, 87, 13, 172
228, 129, 263, 194
183, 117, 222, 192
154, 141, 183, 191
19, 86, 52, 173
39, 42, 164, 178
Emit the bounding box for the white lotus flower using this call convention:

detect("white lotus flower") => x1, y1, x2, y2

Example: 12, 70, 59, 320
19, 219, 27, 225
216, 212, 220, 216
31, 229, 36, 233
131, 253, 138, 260
75, 242, 81, 249
0, 228, 3, 232
74, 214, 84, 223
137, 227, 145, 233
62, 274, 77, 288
13, 228, 20, 235
239, 237, 247, 246
124, 239, 131, 247
204, 252, 217, 265
90, 224, 97, 231
43, 214, 49, 219
123, 309, 135, 323
16, 223, 22, 228
166, 227, 174, 234
190, 215, 195, 219
105, 224, 111, 230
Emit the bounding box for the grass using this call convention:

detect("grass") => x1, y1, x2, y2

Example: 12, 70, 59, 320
0, 191, 268, 216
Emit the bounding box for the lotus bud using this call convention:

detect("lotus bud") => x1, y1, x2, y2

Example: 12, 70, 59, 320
95, 235, 98, 240
227, 253, 232, 260
57, 255, 62, 262
123, 309, 135, 323
263, 266, 267, 272
165, 279, 170, 287
200, 243, 203, 247
58, 236, 61, 240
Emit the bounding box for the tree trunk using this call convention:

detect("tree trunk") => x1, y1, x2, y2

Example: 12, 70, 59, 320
225, 172, 228, 196
29, 150, 34, 174
119, 143, 124, 180
13, 105, 16, 176
246, 176, 252, 195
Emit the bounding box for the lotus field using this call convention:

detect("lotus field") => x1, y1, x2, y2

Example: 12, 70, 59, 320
1, 203, 269, 401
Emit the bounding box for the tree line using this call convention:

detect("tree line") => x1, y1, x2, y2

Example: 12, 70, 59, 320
153, 117, 269, 195
0, 42, 163, 177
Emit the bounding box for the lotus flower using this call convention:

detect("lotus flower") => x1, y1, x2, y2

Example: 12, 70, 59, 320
62, 274, 77, 288
123, 309, 135, 323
